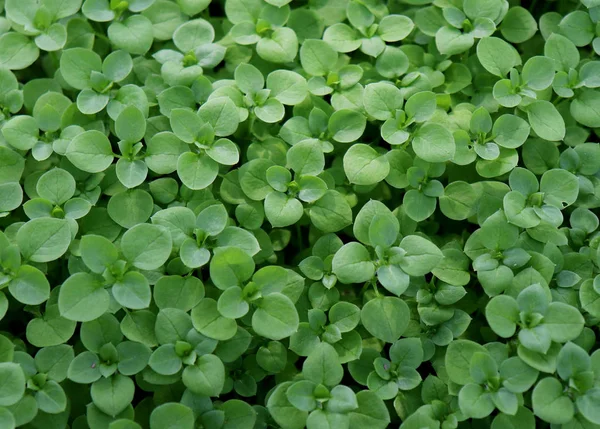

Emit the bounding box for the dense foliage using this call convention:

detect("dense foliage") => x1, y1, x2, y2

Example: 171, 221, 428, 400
0, 0, 598, 427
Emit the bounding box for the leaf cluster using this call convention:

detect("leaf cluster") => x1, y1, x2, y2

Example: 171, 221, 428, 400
0, 0, 599, 428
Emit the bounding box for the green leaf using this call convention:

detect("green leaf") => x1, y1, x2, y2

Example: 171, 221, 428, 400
191, 298, 237, 341
470, 352, 498, 384
376, 265, 409, 296
221, 400, 257, 429
459, 383, 494, 419
517, 283, 549, 314
501, 7, 538, 43
376, 46, 410, 78
323, 23, 360, 52
353, 200, 397, 246
286, 380, 317, 412
532, 377, 574, 424
389, 338, 423, 369
405, 91, 436, 123
0, 147, 24, 185
107, 15, 154, 55
300, 39, 336, 76
0, 33, 39, 70
267, 382, 308, 429
216, 227, 261, 256
177, 152, 219, 190
182, 354, 224, 396
207, 138, 239, 166
445, 340, 489, 385
121, 224, 172, 270
235, 63, 264, 94
522, 56, 555, 91
0, 363, 25, 406
576, 388, 600, 425
302, 343, 343, 387
397, 235, 443, 276
116, 159, 148, 189
266, 70, 307, 106
17, 218, 71, 263
115, 106, 146, 143
102, 50, 133, 83
169, 108, 204, 143
485, 295, 519, 338
145, 132, 188, 174
500, 356, 539, 393
363, 83, 403, 121
198, 97, 240, 137
66, 130, 114, 173
252, 293, 299, 340
256, 27, 298, 64
257, 341, 288, 373
439, 181, 477, 220
329, 302, 361, 333
60, 48, 102, 90
36, 168, 76, 205
332, 242, 375, 284
559, 11, 594, 47
58, 273, 109, 322
309, 190, 353, 233
173, 18, 214, 52
217, 286, 249, 319
34, 92, 71, 132
544, 302, 584, 343
525, 101, 565, 142
378, 15, 414, 42
540, 169, 579, 208
0, 293, 7, 321
368, 213, 399, 248
493, 114, 530, 149
479, 211, 519, 250
476, 37, 521, 77
557, 341, 590, 381
264, 192, 304, 228
0, 0, 595, 424
2, 116, 39, 151
329, 109, 366, 143
255, 98, 285, 123
91, 374, 135, 417
150, 403, 195, 429
403, 190, 436, 222
436, 26, 474, 56
571, 88, 600, 128
492, 388, 518, 416
0, 406, 15, 429
343, 144, 389, 186
349, 391, 390, 429
113, 272, 151, 310
287, 139, 324, 176
108, 189, 154, 228
412, 123, 455, 163
154, 276, 204, 312
210, 247, 255, 290
9, 265, 50, 305
26, 305, 77, 348
544, 33, 580, 72
361, 297, 409, 343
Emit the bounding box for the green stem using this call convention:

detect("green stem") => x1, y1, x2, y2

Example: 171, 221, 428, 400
372, 280, 380, 297
528, 0, 538, 12
295, 224, 303, 251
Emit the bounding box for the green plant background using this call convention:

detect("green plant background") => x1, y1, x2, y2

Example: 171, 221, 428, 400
0, 0, 598, 427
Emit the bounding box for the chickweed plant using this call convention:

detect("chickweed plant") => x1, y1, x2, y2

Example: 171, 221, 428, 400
0, 0, 598, 427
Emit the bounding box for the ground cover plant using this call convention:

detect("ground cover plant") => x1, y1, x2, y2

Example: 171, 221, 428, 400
0, 0, 598, 427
